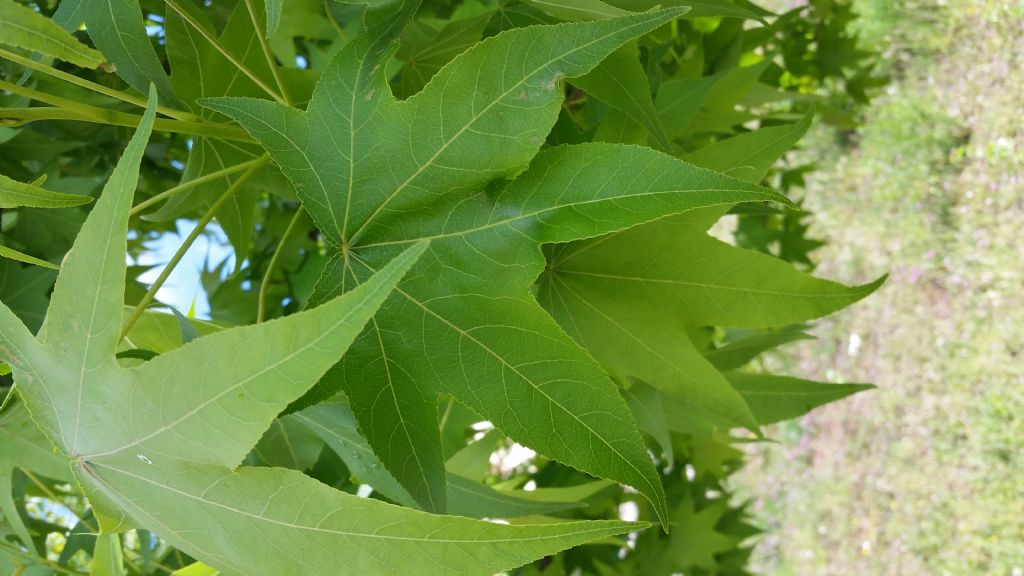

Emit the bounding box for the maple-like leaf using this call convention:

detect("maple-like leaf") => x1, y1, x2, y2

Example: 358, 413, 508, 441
207, 3, 789, 523
0, 88, 649, 576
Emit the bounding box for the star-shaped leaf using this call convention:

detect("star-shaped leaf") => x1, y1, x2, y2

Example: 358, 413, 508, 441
0, 88, 648, 576
207, 3, 789, 525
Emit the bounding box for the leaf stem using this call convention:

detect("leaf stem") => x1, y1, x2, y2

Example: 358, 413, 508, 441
164, 0, 288, 105
438, 397, 454, 432
0, 541, 86, 575
0, 107, 253, 142
256, 207, 305, 323
243, 0, 292, 106
119, 157, 268, 340
131, 156, 267, 216
0, 47, 201, 122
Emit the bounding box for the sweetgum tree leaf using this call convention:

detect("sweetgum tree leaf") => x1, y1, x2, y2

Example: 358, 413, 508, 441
727, 372, 874, 425
53, 0, 179, 105
539, 254, 760, 433
265, 0, 282, 38
0, 173, 93, 209
0, 262, 56, 333
446, 475, 587, 519
522, 0, 630, 21
682, 112, 814, 183
0, 244, 58, 270
550, 213, 885, 329
294, 401, 419, 508
605, 0, 772, 21
154, 1, 281, 263
207, 7, 711, 523
0, 400, 72, 551
704, 328, 814, 371
89, 533, 125, 576
0, 85, 643, 574
0, 0, 105, 68
300, 400, 586, 518
572, 44, 672, 150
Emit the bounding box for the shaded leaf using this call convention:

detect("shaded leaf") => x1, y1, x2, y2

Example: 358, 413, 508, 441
0, 0, 105, 68
727, 372, 874, 425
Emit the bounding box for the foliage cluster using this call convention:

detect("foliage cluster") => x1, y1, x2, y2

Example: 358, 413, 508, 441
0, 0, 883, 574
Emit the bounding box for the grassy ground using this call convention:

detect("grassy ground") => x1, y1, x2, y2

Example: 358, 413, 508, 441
735, 1, 1024, 574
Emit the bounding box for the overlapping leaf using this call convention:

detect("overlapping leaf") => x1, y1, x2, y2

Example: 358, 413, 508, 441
0, 0, 104, 68
53, 0, 178, 104
207, 3, 795, 526
0, 88, 647, 575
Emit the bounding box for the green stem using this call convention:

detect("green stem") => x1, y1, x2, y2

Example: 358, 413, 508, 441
243, 0, 292, 105
119, 158, 267, 340
131, 156, 267, 216
438, 396, 455, 433
0, 47, 201, 122
0, 107, 253, 142
0, 541, 85, 575
257, 207, 304, 323
256, 206, 303, 323
164, 0, 287, 105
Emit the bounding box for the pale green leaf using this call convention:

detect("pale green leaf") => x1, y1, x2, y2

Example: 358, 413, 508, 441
0, 244, 57, 270
549, 213, 885, 330
704, 328, 814, 371
522, 0, 630, 21
207, 8, 695, 523
446, 475, 587, 519
265, 0, 282, 38
727, 372, 874, 425
0, 94, 645, 569
573, 44, 671, 149
0, 400, 72, 550
53, 0, 179, 105
0, 0, 105, 68
682, 112, 814, 183
89, 534, 124, 576
0, 173, 93, 209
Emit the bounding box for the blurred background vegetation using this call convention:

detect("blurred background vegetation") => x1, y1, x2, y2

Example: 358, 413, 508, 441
736, 0, 1024, 573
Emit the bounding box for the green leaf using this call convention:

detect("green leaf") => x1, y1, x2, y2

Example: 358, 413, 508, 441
540, 248, 760, 433
727, 372, 874, 425
622, 382, 673, 465
0, 0, 105, 68
250, 416, 323, 470
0, 87, 649, 571
704, 328, 814, 371
522, 0, 630, 21
89, 534, 124, 576
265, 0, 282, 38
53, 0, 179, 105
548, 213, 885, 329
0, 261, 56, 333
301, 400, 585, 518
682, 112, 814, 183
155, 1, 281, 263
0, 244, 57, 270
446, 475, 587, 519
207, 8, 707, 524
605, 0, 771, 21
294, 401, 419, 508
573, 44, 672, 149
0, 400, 72, 551
0, 173, 93, 209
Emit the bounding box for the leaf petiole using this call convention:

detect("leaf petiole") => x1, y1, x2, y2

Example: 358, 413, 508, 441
131, 157, 268, 216
119, 156, 269, 340
0, 47, 202, 122
164, 0, 288, 106
256, 206, 305, 323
